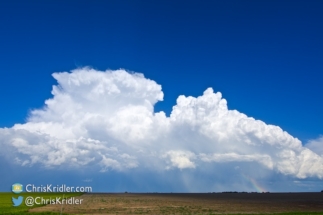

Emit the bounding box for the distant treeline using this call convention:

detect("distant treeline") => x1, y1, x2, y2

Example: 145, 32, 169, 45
220, 191, 270, 194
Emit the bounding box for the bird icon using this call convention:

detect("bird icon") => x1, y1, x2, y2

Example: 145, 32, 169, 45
12, 196, 23, 207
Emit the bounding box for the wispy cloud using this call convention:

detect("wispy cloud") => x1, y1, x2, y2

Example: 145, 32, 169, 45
305, 136, 323, 156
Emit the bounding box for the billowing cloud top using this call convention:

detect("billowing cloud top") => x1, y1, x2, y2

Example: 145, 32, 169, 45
1, 68, 322, 180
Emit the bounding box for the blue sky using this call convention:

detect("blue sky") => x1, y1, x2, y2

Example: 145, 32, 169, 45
0, 1, 323, 192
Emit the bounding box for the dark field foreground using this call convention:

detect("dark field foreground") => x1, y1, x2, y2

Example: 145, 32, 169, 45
30, 192, 323, 215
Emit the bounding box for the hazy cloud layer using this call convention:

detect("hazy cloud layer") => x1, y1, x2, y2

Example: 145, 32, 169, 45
305, 136, 323, 156
1, 68, 323, 181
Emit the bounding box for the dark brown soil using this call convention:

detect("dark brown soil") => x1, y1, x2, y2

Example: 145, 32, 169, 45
29, 192, 323, 214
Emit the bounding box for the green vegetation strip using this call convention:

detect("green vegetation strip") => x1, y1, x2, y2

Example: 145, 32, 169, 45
0, 192, 82, 215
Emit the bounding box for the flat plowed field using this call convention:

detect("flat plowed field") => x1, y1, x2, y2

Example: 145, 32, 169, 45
30, 192, 323, 214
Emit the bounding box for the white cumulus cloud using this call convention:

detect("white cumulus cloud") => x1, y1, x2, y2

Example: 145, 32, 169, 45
1, 67, 323, 181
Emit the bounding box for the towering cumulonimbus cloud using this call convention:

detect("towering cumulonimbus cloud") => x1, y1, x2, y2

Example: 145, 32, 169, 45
0, 67, 322, 180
